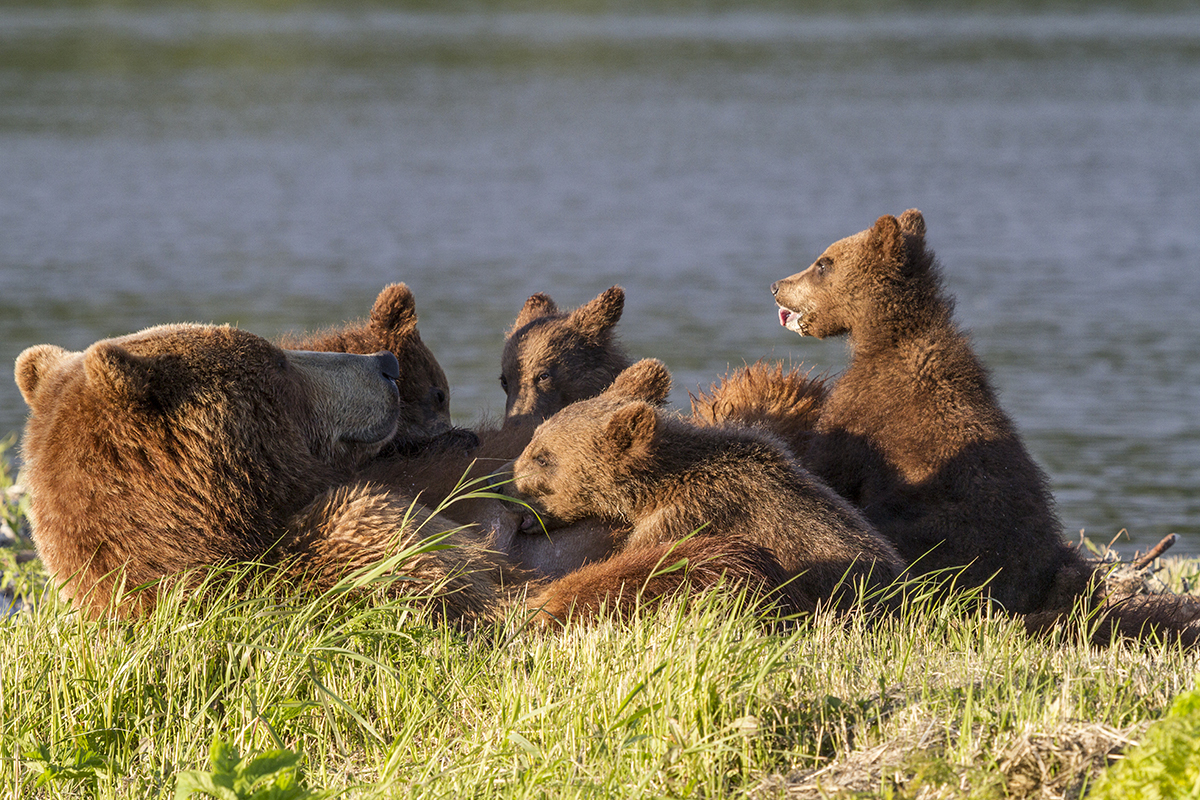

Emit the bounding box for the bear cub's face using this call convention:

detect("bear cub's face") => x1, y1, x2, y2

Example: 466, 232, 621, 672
499, 286, 629, 431
771, 210, 927, 340
511, 397, 644, 529
770, 228, 872, 340
510, 358, 671, 531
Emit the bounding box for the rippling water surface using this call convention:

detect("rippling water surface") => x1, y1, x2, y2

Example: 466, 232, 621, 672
2, 2, 1198, 555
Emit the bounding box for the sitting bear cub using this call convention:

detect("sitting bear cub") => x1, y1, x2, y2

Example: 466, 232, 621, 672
772, 210, 1083, 615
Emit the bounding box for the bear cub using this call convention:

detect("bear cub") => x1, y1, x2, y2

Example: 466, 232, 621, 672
500, 285, 632, 431
511, 359, 906, 613
772, 210, 1086, 615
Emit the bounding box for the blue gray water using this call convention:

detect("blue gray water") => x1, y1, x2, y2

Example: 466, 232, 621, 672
2, 4, 1198, 556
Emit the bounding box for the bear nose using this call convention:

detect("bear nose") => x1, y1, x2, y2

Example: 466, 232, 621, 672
770, 281, 780, 296
375, 351, 400, 381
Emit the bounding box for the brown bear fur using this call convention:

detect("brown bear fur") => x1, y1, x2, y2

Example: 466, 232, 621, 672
511, 359, 906, 614
689, 361, 828, 456
360, 286, 641, 579
771, 211, 1083, 615
524, 535, 796, 626
14, 324, 520, 620
15, 322, 838, 627
769, 209, 1200, 651
499, 285, 632, 432
354, 426, 627, 581
279, 283, 459, 449
496, 291, 831, 580
353, 284, 636, 508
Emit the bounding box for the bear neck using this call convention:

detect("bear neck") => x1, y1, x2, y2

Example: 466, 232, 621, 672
847, 258, 957, 358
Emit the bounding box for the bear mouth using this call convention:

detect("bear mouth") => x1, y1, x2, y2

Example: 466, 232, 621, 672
777, 304, 806, 334
341, 415, 400, 447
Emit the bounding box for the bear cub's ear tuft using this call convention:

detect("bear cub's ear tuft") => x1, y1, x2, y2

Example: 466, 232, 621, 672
509, 292, 560, 334
15, 344, 70, 406
898, 208, 926, 239
570, 285, 625, 338
867, 214, 909, 264
607, 358, 671, 404
603, 401, 658, 457
370, 283, 418, 337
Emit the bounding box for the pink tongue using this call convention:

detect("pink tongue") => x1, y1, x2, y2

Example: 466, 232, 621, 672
778, 308, 790, 326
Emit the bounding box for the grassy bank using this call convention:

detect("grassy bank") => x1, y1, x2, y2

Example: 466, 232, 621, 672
2, 446, 1198, 798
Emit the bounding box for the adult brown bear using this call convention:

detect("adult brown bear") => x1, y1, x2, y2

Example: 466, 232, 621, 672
14, 323, 522, 619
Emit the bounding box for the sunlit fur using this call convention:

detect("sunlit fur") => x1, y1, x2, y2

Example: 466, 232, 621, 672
513, 359, 905, 615
773, 210, 1200, 644
281, 282, 455, 444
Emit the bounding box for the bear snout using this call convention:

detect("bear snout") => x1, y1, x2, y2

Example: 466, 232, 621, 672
374, 350, 400, 382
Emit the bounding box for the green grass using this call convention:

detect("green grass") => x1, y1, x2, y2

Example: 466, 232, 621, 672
2, 443, 1198, 799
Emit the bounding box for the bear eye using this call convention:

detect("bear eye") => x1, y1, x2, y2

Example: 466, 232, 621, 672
535, 370, 552, 385
532, 451, 553, 469
815, 257, 832, 276
499, 375, 509, 392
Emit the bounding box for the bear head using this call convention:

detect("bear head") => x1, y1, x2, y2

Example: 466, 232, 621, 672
499, 285, 632, 431
771, 209, 930, 339
511, 358, 671, 530
279, 282, 452, 442
366, 283, 452, 440
14, 323, 402, 616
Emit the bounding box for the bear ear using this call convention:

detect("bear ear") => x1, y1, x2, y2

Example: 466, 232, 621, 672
370, 283, 418, 338
569, 285, 624, 339
603, 401, 658, 459
84, 342, 156, 403
898, 208, 926, 239
867, 215, 906, 263
607, 358, 671, 404
509, 292, 560, 335
14, 344, 70, 407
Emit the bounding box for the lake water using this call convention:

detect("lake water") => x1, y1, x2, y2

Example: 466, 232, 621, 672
2, 3, 1198, 557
